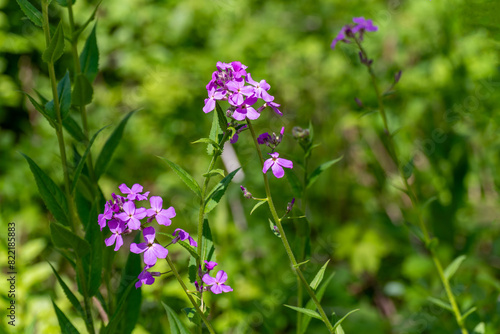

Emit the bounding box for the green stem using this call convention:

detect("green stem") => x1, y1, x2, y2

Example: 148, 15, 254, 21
166, 256, 216, 334
355, 37, 468, 334
246, 119, 335, 334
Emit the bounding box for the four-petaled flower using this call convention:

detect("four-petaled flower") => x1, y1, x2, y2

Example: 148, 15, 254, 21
263, 152, 293, 178
98, 202, 113, 231
119, 183, 150, 201
172, 228, 198, 247
105, 219, 126, 251
203, 270, 233, 294
204, 260, 218, 271
203, 87, 226, 114
115, 201, 147, 230
130, 226, 168, 266
146, 196, 176, 226
246, 73, 274, 103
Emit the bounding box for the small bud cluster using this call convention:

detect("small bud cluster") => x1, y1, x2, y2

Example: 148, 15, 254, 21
330, 17, 378, 50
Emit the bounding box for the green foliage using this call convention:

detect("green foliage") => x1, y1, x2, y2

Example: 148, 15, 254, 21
307, 156, 343, 188
162, 302, 191, 334
50, 222, 90, 258
159, 156, 202, 198
45, 71, 72, 120
42, 22, 65, 63
16, 0, 42, 27
52, 300, 80, 334
204, 167, 241, 214
310, 259, 330, 290
72, 74, 93, 106
284, 305, 322, 321
202, 218, 215, 263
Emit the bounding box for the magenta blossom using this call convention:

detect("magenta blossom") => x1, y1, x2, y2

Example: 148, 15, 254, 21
98, 202, 113, 231
146, 196, 176, 226
246, 73, 274, 102
172, 228, 198, 247
130, 226, 168, 266
104, 219, 126, 251
232, 96, 260, 121
204, 260, 218, 271
331, 17, 378, 50
135, 266, 161, 289
114, 201, 147, 230
203, 87, 226, 113
227, 78, 255, 106
119, 183, 150, 201
203, 270, 233, 294
263, 152, 293, 178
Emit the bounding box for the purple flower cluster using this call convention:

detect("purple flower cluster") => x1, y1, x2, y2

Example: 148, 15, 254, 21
194, 261, 233, 294
204, 61, 282, 121
257, 126, 293, 178
331, 17, 378, 50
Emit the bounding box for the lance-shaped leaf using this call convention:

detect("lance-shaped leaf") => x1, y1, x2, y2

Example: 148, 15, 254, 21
204, 167, 241, 214
284, 305, 322, 321
80, 24, 99, 82
43, 21, 65, 63
250, 199, 267, 215
202, 218, 215, 263
50, 222, 90, 258
16, 0, 42, 27
215, 102, 228, 132
73, 1, 102, 39
307, 156, 343, 188
102, 279, 137, 334
71, 126, 107, 193
25, 93, 56, 128
310, 259, 330, 290
95, 109, 137, 179
444, 255, 466, 280
300, 272, 335, 334
162, 302, 191, 334
159, 157, 202, 198
47, 262, 85, 318
427, 296, 453, 312
21, 153, 70, 226
83, 201, 103, 297
333, 309, 359, 331
207, 104, 224, 155
52, 300, 80, 334
45, 71, 72, 120
63, 116, 86, 142
72, 74, 93, 106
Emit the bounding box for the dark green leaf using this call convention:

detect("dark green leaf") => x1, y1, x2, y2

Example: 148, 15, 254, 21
307, 156, 343, 189
332, 309, 359, 330
21, 153, 70, 226
202, 218, 215, 263
47, 262, 85, 318
204, 167, 241, 214
284, 305, 322, 320
71, 126, 107, 193
59, 71, 72, 118
74, 1, 102, 40
50, 222, 90, 258
83, 200, 103, 297
25, 93, 56, 128
215, 101, 227, 132
63, 116, 86, 142
16, 0, 42, 27
162, 302, 191, 334
55, 0, 75, 8
310, 259, 330, 290
52, 300, 80, 334
207, 105, 223, 156
79, 25, 99, 82
95, 109, 138, 179
444, 255, 466, 280
42, 22, 65, 63
188, 255, 197, 284
72, 74, 93, 106
159, 157, 202, 198
182, 307, 201, 326
103, 279, 137, 334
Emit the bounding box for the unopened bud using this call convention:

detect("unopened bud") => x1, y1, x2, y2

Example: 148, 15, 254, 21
286, 198, 295, 213
240, 185, 253, 199
394, 70, 402, 84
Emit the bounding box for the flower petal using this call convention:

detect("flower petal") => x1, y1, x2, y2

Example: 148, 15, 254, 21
211, 284, 223, 294
114, 235, 123, 251
105, 234, 117, 247
221, 284, 233, 292
151, 244, 168, 260
215, 270, 228, 284
271, 163, 285, 178
142, 226, 156, 244
202, 273, 216, 286
276, 158, 293, 169
130, 242, 148, 254
263, 158, 274, 174
143, 249, 158, 266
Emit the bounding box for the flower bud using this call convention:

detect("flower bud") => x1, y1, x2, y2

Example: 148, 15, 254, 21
240, 185, 253, 199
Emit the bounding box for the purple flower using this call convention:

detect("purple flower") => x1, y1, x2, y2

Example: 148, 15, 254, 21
205, 260, 218, 271
98, 202, 113, 231
230, 61, 248, 78
227, 78, 255, 106
202, 270, 233, 294
104, 219, 126, 251
258, 101, 283, 116
229, 124, 247, 144
352, 17, 378, 34
232, 96, 260, 121
263, 152, 293, 178
146, 196, 176, 226
135, 266, 161, 289
172, 228, 198, 247
115, 201, 147, 230
203, 88, 226, 113
119, 183, 150, 201
240, 185, 252, 199
331, 18, 378, 50
257, 132, 271, 145
130, 226, 168, 266
246, 73, 274, 103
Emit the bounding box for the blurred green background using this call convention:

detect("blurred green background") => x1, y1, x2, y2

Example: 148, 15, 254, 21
1, 0, 500, 333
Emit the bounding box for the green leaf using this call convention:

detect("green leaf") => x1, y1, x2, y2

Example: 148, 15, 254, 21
332, 309, 359, 330
300, 272, 335, 334
182, 307, 201, 326
50, 222, 91, 258
284, 305, 322, 321
95, 109, 137, 179
103, 279, 137, 334
202, 169, 225, 178
207, 105, 223, 156
83, 200, 103, 297
310, 259, 330, 290
159, 157, 202, 198
188, 255, 197, 284
47, 262, 85, 318
21, 153, 70, 226
72, 74, 93, 106
25, 93, 56, 128
157, 232, 199, 260
427, 296, 453, 312
286, 170, 303, 199
250, 200, 267, 215
307, 156, 343, 188
79, 25, 99, 83
52, 300, 80, 334
162, 302, 191, 334
293, 260, 310, 268
16, 0, 42, 27
269, 218, 281, 238
215, 101, 228, 132
42, 22, 65, 63
74, 1, 102, 39
63, 116, 86, 142
462, 306, 477, 320
204, 167, 241, 214
45, 71, 72, 121
473, 322, 485, 334
192, 138, 220, 150
202, 218, 216, 263
71, 126, 107, 193
444, 255, 466, 280
55, 0, 75, 9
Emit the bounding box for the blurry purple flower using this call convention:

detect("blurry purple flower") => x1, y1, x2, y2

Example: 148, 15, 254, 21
172, 228, 198, 247
105, 219, 126, 251
98, 202, 113, 231
331, 26, 350, 49
203, 88, 226, 113
146, 196, 176, 226
240, 185, 253, 199
230, 61, 248, 78
286, 198, 295, 213
135, 266, 155, 289
263, 152, 293, 178
246, 73, 274, 102
352, 17, 378, 34
257, 132, 272, 145
202, 270, 233, 294
115, 201, 147, 230
130, 226, 168, 266
354, 97, 363, 108
331, 17, 377, 50
267, 101, 282, 116
205, 260, 218, 271
119, 183, 150, 201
